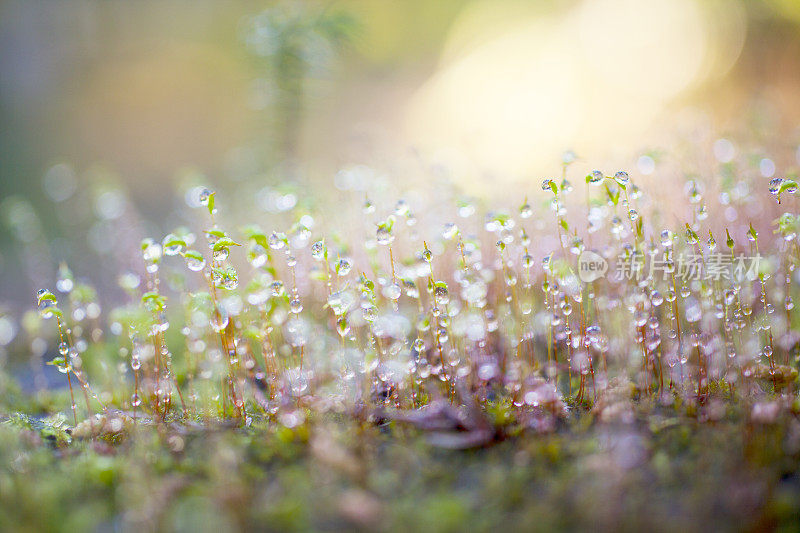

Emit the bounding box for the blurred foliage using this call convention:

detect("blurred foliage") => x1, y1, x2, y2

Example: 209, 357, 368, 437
243, 3, 358, 157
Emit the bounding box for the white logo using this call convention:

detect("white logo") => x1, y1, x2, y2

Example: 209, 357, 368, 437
578, 251, 608, 282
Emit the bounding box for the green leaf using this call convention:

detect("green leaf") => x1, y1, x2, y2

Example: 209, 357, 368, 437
493, 212, 511, 225
141, 291, 167, 312
205, 229, 227, 239
242, 225, 269, 249
747, 223, 758, 242
359, 274, 375, 293
184, 249, 204, 262
207, 191, 216, 215
778, 179, 798, 204
604, 183, 620, 206
36, 290, 57, 306
685, 223, 698, 243
212, 266, 238, 289
241, 224, 264, 238
213, 237, 241, 251
162, 235, 187, 249
48, 356, 66, 367
40, 306, 63, 319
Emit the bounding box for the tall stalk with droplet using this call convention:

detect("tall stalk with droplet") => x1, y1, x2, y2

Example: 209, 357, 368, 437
37, 289, 78, 425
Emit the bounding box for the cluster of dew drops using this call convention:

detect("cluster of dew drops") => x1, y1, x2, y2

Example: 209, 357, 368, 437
32, 156, 800, 423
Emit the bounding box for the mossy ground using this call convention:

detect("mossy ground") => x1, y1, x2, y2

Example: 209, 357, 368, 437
3, 384, 800, 532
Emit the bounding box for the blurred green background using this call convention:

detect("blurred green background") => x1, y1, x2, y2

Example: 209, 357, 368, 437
2, 0, 800, 309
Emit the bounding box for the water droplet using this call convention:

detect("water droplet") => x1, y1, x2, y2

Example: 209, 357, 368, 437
362, 304, 377, 322
248, 246, 268, 268
394, 199, 410, 216
213, 248, 229, 261
336, 317, 350, 337
222, 275, 238, 290
162, 233, 184, 256
522, 254, 534, 269
634, 309, 647, 327
403, 279, 419, 298
434, 283, 449, 305
442, 222, 458, 240
660, 230, 673, 248
269, 232, 286, 250
684, 297, 702, 323
38, 298, 57, 319
210, 308, 230, 332
290, 298, 303, 314
588, 170, 604, 184
383, 283, 402, 301
141, 238, 162, 263
336, 258, 353, 276
311, 240, 325, 260
270, 281, 285, 297
686, 227, 698, 245
610, 216, 623, 235
724, 289, 736, 306
377, 226, 394, 245
569, 237, 584, 255
650, 290, 664, 307
185, 253, 206, 272
198, 188, 213, 206
328, 290, 353, 316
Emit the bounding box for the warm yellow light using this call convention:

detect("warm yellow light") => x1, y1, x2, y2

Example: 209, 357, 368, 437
404, 0, 745, 193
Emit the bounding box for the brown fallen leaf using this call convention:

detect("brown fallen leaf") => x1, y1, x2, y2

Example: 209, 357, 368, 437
377, 381, 498, 449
